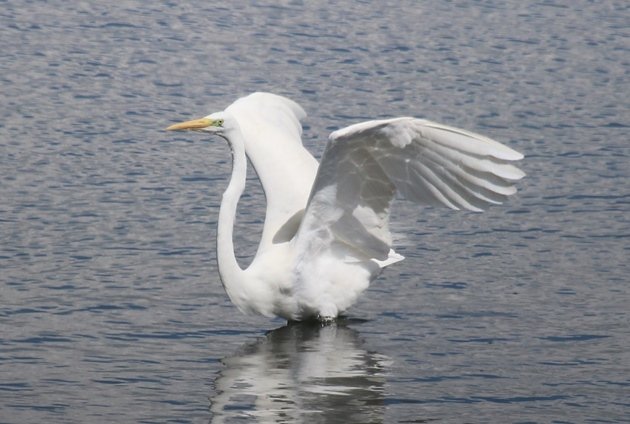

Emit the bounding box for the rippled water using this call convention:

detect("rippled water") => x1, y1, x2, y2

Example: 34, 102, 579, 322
1, 1, 628, 423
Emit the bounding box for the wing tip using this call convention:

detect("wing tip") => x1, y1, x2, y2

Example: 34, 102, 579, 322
501, 150, 525, 162
374, 250, 405, 268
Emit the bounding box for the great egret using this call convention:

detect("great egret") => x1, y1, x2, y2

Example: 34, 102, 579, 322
166, 92, 524, 322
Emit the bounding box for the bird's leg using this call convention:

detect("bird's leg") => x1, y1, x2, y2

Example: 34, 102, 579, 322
316, 314, 337, 325
316, 303, 338, 325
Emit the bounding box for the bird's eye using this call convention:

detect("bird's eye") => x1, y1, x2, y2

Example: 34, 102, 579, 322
215, 119, 224, 127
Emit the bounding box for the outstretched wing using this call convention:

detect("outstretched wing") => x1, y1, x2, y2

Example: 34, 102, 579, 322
293, 117, 525, 263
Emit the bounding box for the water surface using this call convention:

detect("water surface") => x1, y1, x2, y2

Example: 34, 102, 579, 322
1, 1, 628, 423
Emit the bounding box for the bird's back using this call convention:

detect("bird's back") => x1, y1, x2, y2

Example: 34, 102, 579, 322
226, 93, 319, 254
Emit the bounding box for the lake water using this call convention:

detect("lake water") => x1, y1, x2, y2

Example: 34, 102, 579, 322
1, 1, 628, 423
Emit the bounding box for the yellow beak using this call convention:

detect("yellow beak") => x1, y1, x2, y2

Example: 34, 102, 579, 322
165, 117, 213, 131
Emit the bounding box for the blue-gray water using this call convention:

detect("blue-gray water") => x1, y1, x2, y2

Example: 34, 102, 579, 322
1, 1, 628, 423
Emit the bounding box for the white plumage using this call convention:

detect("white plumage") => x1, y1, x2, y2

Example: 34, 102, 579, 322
166, 92, 524, 322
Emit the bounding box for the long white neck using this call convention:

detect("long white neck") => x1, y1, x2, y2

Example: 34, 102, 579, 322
225, 96, 319, 254
215, 128, 251, 311
215, 125, 276, 316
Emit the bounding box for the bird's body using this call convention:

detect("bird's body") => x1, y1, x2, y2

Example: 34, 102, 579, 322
167, 92, 524, 322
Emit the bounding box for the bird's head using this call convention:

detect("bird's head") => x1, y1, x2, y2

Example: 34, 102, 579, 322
165, 111, 230, 136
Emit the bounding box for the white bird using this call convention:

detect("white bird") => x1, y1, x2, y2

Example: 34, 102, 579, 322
166, 92, 524, 322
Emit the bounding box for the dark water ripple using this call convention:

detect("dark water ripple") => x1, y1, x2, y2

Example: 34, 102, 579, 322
1, 0, 629, 423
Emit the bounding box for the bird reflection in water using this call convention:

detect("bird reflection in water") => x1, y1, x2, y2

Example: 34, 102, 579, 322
209, 320, 389, 423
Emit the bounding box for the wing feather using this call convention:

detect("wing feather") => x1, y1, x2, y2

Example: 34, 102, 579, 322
418, 147, 507, 204
293, 117, 524, 268
417, 120, 524, 161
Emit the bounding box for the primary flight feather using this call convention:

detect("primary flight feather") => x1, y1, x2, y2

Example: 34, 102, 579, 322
166, 92, 524, 322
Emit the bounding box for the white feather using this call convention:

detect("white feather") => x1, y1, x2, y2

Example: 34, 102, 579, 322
168, 94, 525, 321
